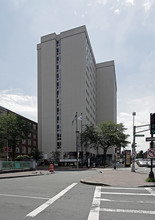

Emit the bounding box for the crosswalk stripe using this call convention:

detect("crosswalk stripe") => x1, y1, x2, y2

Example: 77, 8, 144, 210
100, 198, 155, 204
101, 186, 145, 190
101, 192, 152, 196
88, 186, 155, 219
100, 208, 155, 215
87, 186, 101, 220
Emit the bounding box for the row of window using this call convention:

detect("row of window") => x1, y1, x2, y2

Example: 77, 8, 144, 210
22, 139, 37, 147
86, 98, 96, 116
86, 114, 96, 124
56, 40, 62, 149
85, 41, 96, 121
86, 39, 96, 80
86, 89, 96, 110
86, 70, 96, 90
27, 133, 37, 139
16, 146, 35, 154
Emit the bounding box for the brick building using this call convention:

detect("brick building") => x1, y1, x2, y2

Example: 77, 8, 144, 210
0, 106, 38, 160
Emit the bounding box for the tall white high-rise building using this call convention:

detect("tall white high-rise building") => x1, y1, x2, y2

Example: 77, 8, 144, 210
37, 26, 117, 163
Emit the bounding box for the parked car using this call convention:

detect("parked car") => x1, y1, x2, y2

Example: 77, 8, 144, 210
135, 158, 143, 162
147, 160, 155, 167
136, 159, 148, 167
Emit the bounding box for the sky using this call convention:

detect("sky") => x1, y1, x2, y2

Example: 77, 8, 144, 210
0, 0, 155, 152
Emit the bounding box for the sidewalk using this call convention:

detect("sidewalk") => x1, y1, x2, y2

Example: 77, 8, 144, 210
0, 170, 52, 179
81, 168, 155, 187
0, 166, 88, 179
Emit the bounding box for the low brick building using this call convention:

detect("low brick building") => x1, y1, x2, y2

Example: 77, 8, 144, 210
0, 106, 38, 160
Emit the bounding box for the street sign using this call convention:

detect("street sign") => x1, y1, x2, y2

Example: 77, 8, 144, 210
146, 137, 155, 142
135, 134, 144, 137
147, 148, 155, 159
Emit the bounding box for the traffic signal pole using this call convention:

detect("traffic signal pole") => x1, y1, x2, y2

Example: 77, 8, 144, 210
149, 113, 155, 180
131, 123, 148, 172
131, 112, 136, 172
149, 139, 154, 180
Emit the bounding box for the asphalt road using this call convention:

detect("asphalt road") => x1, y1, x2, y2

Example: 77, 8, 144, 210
0, 169, 97, 220
0, 169, 155, 220
90, 186, 155, 220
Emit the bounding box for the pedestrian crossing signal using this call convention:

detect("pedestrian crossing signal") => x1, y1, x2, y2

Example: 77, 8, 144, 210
150, 113, 155, 134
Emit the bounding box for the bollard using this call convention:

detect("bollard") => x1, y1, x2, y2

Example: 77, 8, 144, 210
49, 164, 54, 172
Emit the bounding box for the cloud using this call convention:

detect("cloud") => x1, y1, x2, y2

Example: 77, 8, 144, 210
9, 0, 26, 7
114, 9, 120, 15
81, 11, 88, 17
125, 0, 134, 5
0, 89, 37, 122
96, 0, 108, 6
143, 0, 153, 12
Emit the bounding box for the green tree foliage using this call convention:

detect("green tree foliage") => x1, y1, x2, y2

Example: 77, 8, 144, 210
81, 124, 99, 150
51, 150, 61, 163
0, 113, 31, 160
31, 148, 43, 162
136, 150, 144, 159
82, 121, 130, 165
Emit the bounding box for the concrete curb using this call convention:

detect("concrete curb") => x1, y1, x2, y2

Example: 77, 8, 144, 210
0, 171, 54, 179
80, 179, 110, 186
0, 174, 42, 179
80, 179, 155, 188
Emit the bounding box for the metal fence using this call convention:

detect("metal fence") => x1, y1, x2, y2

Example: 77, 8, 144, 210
0, 161, 35, 171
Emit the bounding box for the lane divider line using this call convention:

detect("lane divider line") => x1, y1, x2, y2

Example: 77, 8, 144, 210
0, 193, 50, 200
26, 182, 78, 218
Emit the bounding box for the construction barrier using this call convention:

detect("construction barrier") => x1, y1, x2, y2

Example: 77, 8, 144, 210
49, 164, 54, 172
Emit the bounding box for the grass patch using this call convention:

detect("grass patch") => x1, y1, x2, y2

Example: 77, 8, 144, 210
146, 177, 155, 182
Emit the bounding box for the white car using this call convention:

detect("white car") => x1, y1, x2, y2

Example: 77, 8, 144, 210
147, 160, 155, 167
136, 159, 148, 167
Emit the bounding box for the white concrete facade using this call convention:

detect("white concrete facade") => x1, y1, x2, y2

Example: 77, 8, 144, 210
37, 26, 117, 161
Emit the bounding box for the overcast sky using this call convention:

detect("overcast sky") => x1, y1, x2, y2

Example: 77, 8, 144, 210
0, 0, 155, 152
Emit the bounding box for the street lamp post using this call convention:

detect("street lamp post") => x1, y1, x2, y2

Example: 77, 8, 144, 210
131, 112, 136, 172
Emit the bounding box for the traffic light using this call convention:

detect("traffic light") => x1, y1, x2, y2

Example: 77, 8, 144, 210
150, 113, 155, 134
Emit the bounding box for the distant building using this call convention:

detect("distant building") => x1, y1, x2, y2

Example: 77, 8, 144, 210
37, 26, 117, 164
0, 106, 38, 160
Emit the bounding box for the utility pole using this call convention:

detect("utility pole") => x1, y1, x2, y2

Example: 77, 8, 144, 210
131, 113, 146, 172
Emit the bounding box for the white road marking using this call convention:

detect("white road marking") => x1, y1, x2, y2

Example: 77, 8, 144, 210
101, 192, 152, 196
93, 186, 155, 217
87, 186, 101, 220
0, 193, 49, 200
101, 187, 145, 190
26, 183, 77, 218
145, 187, 155, 196
100, 198, 155, 204
100, 208, 155, 215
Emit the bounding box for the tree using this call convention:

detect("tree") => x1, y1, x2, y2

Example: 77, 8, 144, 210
31, 148, 43, 162
51, 150, 61, 164
81, 124, 99, 150
82, 121, 130, 165
136, 150, 144, 159
97, 121, 130, 164
0, 113, 31, 160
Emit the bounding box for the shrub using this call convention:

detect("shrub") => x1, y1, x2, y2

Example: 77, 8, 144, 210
145, 177, 155, 182
15, 155, 32, 161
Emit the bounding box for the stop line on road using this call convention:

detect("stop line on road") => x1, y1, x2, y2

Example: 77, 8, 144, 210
87, 186, 155, 220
